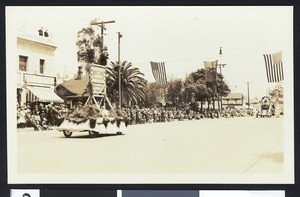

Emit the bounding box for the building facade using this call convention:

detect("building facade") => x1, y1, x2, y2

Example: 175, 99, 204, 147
222, 92, 244, 107
17, 28, 63, 106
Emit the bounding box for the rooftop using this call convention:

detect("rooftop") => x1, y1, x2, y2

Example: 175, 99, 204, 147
17, 30, 57, 49
223, 92, 243, 100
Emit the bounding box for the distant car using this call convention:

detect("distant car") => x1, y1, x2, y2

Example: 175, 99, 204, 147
258, 96, 271, 118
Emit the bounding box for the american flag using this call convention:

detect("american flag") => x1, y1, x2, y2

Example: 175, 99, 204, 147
150, 61, 167, 85
263, 51, 284, 83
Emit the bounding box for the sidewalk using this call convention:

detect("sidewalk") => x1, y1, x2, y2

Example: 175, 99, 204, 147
17, 127, 34, 132
17, 127, 57, 132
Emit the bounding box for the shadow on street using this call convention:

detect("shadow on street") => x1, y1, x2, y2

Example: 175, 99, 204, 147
56, 133, 123, 139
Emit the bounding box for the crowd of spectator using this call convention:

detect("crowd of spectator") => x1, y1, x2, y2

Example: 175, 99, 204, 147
17, 101, 260, 130
118, 106, 256, 125
17, 102, 68, 131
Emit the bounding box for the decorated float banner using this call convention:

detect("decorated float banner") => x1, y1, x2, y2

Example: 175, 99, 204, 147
204, 60, 218, 83
263, 51, 284, 83
90, 64, 106, 94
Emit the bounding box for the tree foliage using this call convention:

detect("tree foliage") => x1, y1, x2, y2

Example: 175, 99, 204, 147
106, 61, 147, 107
269, 84, 284, 101
183, 69, 208, 102
162, 68, 231, 110
76, 22, 109, 71
144, 82, 166, 107
166, 79, 184, 106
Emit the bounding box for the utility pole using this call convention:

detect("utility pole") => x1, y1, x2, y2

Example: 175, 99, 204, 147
118, 32, 123, 109
245, 81, 252, 109
90, 19, 115, 109
217, 47, 227, 110
90, 20, 115, 52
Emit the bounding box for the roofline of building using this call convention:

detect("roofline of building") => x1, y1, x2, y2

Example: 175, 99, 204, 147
17, 32, 57, 49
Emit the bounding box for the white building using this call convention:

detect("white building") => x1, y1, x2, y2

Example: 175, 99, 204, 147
17, 28, 63, 106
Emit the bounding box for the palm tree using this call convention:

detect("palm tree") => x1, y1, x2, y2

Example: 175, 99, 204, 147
106, 61, 147, 107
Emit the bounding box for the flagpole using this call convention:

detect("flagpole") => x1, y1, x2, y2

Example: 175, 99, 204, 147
245, 81, 252, 109
118, 32, 123, 109
163, 84, 167, 107
217, 47, 226, 111
217, 64, 226, 110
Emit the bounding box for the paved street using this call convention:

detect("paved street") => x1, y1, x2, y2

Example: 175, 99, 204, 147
17, 117, 283, 174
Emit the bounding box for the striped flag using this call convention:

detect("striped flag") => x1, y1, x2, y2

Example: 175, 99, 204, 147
263, 51, 284, 83
150, 61, 167, 85
204, 60, 218, 83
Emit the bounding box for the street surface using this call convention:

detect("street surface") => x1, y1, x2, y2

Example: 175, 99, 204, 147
18, 117, 283, 174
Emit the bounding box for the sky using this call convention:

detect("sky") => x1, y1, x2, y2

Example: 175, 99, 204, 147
10, 6, 293, 98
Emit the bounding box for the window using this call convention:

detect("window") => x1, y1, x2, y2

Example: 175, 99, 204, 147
40, 59, 45, 74
19, 56, 27, 71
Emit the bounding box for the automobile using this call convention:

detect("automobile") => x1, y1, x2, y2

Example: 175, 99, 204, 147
58, 116, 127, 138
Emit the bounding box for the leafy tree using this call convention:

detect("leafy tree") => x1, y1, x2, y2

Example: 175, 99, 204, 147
184, 70, 207, 99
183, 69, 207, 110
269, 84, 284, 102
183, 68, 230, 110
145, 82, 165, 107
214, 72, 230, 109
216, 73, 230, 97
166, 79, 184, 107
106, 61, 147, 107
76, 22, 109, 72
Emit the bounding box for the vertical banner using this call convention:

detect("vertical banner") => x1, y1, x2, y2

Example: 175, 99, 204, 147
204, 60, 218, 83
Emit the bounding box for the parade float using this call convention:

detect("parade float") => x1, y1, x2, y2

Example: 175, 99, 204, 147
56, 19, 128, 137
57, 64, 128, 138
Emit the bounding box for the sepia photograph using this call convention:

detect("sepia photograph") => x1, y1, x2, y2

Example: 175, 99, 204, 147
6, 6, 294, 183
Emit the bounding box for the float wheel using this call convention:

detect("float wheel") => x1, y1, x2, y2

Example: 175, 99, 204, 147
89, 131, 98, 138
63, 130, 72, 138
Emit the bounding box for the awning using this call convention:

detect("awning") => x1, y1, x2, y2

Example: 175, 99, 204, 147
27, 86, 63, 103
